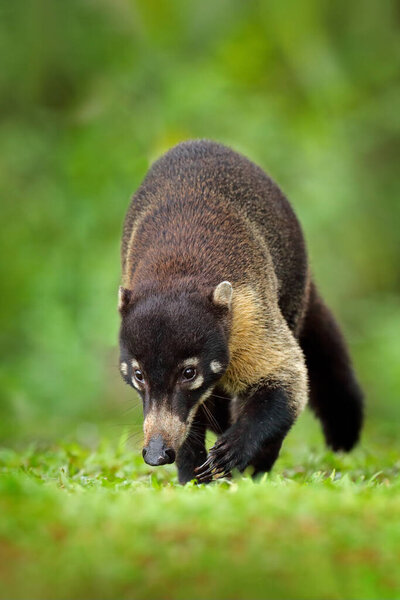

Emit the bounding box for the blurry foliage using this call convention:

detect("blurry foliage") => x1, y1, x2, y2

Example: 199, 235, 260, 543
0, 0, 399, 443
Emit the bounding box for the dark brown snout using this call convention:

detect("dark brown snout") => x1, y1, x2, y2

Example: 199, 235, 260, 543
142, 435, 176, 466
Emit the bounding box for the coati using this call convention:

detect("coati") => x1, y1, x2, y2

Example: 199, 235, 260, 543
118, 140, 363, 484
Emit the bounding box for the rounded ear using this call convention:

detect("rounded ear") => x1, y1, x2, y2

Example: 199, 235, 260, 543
118, 286, 133, 313
211, 281, 233, 309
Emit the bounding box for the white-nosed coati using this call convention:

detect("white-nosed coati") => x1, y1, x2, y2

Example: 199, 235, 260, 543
118, 140, 363, 484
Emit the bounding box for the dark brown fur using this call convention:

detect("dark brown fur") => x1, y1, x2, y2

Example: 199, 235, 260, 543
122, 141, 307, 332
119, 140, 363, 483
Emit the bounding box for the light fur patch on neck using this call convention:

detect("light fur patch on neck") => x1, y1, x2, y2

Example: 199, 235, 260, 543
220, 285, 308, 415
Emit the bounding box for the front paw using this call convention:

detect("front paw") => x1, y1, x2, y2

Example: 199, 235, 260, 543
177, 450, 209, 485
194, 429, 249, 482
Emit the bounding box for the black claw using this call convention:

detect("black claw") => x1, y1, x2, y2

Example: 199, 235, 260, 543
194, 460, 215, 480
194, 467, 211, 477
194, 437, 242, 482
194, 456, 212, 473
196, 468, 213, 482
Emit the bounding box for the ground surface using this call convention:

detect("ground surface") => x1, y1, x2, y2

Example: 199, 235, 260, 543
1, 415, 399, 600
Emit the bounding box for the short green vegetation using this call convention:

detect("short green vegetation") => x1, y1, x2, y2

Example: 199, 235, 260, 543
1, 2, 400, 599
1, 414, 399, 600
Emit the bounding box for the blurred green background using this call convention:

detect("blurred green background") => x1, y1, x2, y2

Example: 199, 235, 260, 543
1, 0, 399, 447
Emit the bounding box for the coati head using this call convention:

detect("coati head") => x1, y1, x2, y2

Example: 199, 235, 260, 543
118, 281, 232, 467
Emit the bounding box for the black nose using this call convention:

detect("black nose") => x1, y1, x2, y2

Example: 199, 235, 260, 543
142, 436, 176, 466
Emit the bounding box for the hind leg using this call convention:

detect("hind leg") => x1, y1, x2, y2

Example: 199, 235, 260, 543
300, 283, 364, 451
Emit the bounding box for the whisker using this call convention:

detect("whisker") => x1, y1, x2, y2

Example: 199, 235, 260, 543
211, 392, 232, 401
186, 423, 205, 444
202, 402, 222, 433
127, 432, 143, 446
120, 405, 141, 417
188, 431, 205, 445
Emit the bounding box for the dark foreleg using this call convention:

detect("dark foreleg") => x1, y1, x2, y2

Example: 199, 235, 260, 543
177, 387, 232, 484
176, 411, 208, 485
195, 385, 295, 481
250, 439, 284, 477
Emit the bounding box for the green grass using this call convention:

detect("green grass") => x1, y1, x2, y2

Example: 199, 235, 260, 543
1, 415, 399, 600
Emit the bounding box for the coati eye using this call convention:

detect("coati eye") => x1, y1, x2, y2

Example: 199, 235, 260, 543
182, 367, 196, 381
134, 369, 144, 383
